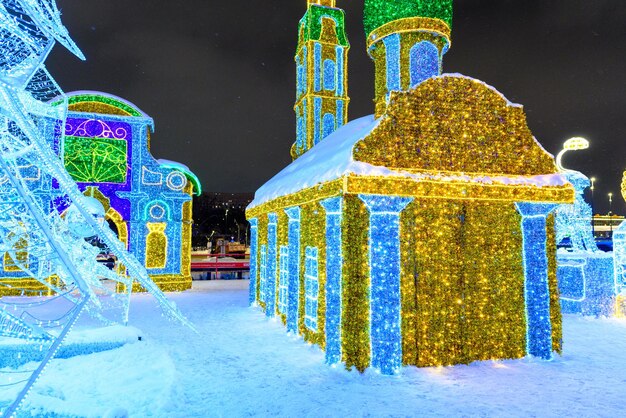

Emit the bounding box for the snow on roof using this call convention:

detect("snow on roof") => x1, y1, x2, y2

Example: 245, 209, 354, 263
157, 159, 202, 195
249, 113, 567, 210
250, 115, 380, 208
249, 74, 569, 210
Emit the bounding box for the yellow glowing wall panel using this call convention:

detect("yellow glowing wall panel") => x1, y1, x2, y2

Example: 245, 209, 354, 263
4, 237, 28, 272
68, 102, 131, 117
256, 214, 269, 310
354, 76, 558, 177
145, 223, 167, 269
346, 175, 573, 204
181, 182, 194, 280
299, 201, 327, 347
341, 194, 370, 371
400, 199, 526, 367
0, 276, 61, 297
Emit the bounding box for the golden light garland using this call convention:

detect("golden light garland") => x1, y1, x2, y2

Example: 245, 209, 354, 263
299, 202, 327, 347
367, 16, 451, 52
355, 76, 559, 176
341, 195, 370, 371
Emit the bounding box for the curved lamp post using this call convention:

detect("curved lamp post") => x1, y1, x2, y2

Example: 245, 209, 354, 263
609, 192, 614, 237
555, 136, 590, 172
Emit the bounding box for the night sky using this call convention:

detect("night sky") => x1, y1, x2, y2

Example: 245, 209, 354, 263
49, 0, 626, 214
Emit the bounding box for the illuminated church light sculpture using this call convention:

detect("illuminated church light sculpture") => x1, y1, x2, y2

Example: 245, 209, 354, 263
247, 0, 574, 374
0, 91, 199, 294
61, 92, 199, 292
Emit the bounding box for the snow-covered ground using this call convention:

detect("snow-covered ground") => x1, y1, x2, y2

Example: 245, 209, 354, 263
7, 280, 626, 417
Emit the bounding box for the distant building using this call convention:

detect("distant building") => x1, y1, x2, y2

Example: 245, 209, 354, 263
592, 215, 624, 238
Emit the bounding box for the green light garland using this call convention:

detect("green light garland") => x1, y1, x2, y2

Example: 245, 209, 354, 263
363, 0, 453, 37
64, 135, 127, 183
299, 5, 349, 47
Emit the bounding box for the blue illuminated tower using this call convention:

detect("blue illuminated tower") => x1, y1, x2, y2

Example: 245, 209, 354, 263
364, 0, 453, 116
291, 0, 350, 160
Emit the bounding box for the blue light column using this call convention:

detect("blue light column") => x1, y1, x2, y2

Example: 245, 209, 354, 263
285, 206, 301, 333
320, 197, 343, 365
515, 202, 558, 359
249, 218, 258, 305
383, 34, 401, 95
266, 213, 278, 317
359, 194, 413, 375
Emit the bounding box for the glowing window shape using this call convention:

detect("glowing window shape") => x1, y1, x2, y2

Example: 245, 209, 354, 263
409, 41, 440, 88
322, 113, 335, 139
166, 171, 187, 191
142, 166, 163, 186
323, 59, 336, 91
278, 245, 289, 314
260, 244, 267, 303
314, 98, 322, 144
64, 135, 127, 183
149, 204, 166, 220
336, 45, 344, 95
296, 115, 304, 150
314, 44, 322, 91
145, 223, 167, 269
297, 62, 306, 97
304, 246, 319, 332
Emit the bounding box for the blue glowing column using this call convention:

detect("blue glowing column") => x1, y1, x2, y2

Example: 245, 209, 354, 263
285, 206, 301, 333
266, 213, 278, 317
515, 202, 559, 359
359, 194, 413, 375
249, 218, 258, 305
320, 197, 343, 364
383, 34, 401, 95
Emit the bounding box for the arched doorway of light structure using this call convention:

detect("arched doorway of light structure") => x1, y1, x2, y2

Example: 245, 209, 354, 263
78, 187, 130, 286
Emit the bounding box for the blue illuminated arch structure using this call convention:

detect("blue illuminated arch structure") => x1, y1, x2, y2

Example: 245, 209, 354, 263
0, 91, 200, 292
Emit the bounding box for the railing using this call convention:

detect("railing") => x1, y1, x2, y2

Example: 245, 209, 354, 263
191, 252, 250, 280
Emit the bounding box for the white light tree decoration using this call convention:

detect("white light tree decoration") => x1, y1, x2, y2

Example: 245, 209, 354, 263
554, 137, 615, 317
554, 137, 598, 252
0, 1, 193, 415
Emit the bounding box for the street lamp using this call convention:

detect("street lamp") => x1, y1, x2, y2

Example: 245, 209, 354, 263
234, 220, 241, 243
590, 177, 596, 236
555, 137, 589, 172
609, 192, 613, 237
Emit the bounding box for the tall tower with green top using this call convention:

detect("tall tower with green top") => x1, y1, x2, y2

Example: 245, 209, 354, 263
291, 0, 350, 160
364, 0, 453, 117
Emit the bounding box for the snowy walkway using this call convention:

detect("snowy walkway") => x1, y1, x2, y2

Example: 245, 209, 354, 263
13, 280, 626, 417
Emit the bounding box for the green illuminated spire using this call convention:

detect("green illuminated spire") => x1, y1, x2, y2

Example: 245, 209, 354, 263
363, 0, 453, 36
